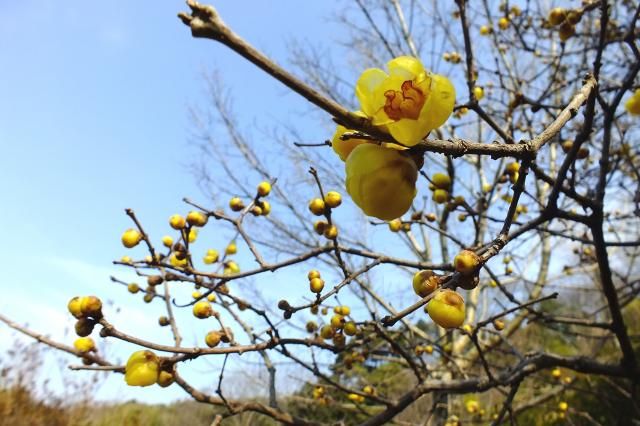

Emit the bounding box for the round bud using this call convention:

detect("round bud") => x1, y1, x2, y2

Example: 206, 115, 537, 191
454, 250, 481, 275
548, 7, 567, 26
75, 318, 95, 337
169, 214, 186, 230
308, 270, 321, 280
320, 325, 334, 339
343, 321, 357, 336
225, 241, 237, 255
158, 316, 170, 327
162, 235, 173, 248
388, 219, 402, 232
80, 296, 103, 318
193, 301, 213, 319
143, 293, 153, 303
127, 283, 139, 294
229, 197, 244, 212
432, 189, 449, 204
505, 162, 520, 175
432, 173, 451, 190
425, 213, 437, 222
305, 321, 318, 333
324, 191, 342, 208
559, 23, 575, 41
412, 270, 440, 297
277, 300, 291, 310
257, 181, 271, 197
323, 225, 338, 240
493, 319, 505, 331
309, 198, 326, 216
426, 289, 466, 329
121, 228, 142, 248
157, 370, 175, 388
73, 337, 95, 353
68, 297, 83, 319
313, 220, 328, 235
250, 206, 263, 216
258, 200, 271, 215
186, 211, 208, 227
458, 274, 480, 290
205, 331, 222, 348
147, 275, 164, 286
309, 278, 324, 294
330, 314, 345, 329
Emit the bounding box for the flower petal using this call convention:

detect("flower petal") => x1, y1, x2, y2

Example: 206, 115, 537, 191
386, 118, 429, 146
387, 56, 425, 80
356, 68, 388, 117
420, 74, 456, 132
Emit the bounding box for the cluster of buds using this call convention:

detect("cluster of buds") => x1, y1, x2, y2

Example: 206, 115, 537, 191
310, 191, 341, 239
67, 296, 104, 359
547, 7, 583, 41
443, 51, 462, 63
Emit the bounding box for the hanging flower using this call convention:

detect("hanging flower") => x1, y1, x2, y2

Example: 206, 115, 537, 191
345, 143, 418, 220
355, 56, 455, 146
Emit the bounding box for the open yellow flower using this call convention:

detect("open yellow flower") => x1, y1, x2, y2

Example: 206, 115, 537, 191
356, 56, 455, 146
346, 143, 418, 220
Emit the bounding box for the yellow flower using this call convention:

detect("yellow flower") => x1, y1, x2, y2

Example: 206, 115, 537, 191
332, 112, 369, 161
625, 89, 640, 115
356, 56, 455, 146
345, 144, 418, 220
125, 350, 160, 387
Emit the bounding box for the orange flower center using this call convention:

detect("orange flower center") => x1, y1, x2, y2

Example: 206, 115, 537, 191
383, 80, 426, 121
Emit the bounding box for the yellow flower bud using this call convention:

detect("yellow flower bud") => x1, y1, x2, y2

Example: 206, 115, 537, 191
432, 172, 451, 190
169, 214, 186, 230
313, 220, 328, 235
548, 7, 567, 26
257, 181, 271, 197
121, 228, 142, 248
558, 401, 568, 412
388, 219, 402, 232
68, 297, 83, 319
324, 191, 342, 208
308, 270, 321, 280
193, 301, 213, 319
426, 289, 466, 329
320, 325, 334, 339
625, 90, 640, 115
343, 321, 358, 336
225, 241, 237, 255
412, 270, 439, 297
498, 17, 510, 30
229, 197, 244, 212
80, 296, 103, 318
330, 314, 345, 329
473, 86, 484, 101
308, 198, 326, 216
128, 283, 140, 294
323, 224, 338, 239
188, 228, 198, 243
346, 144, 418, 220
186, 211, 208, 227
454, 250, 481, 275
125, 350, 159, 387
205, 331, 222, 348
432, 189, 449, 204
73, 337, 95, 353
310, 278, 325, 294
161, 235, 173, 248
157, 370, 175, 388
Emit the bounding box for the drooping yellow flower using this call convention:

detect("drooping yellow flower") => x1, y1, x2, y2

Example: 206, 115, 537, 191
125, 350, 160, 387
355, 56, 455, 146
345, 143, 418, 220
625, 89, 640, 115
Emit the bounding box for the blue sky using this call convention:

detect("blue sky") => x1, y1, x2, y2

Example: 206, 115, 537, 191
0, 0, 351, 403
